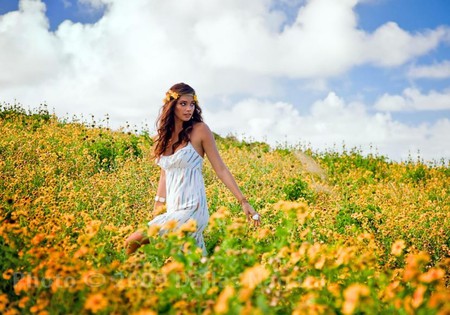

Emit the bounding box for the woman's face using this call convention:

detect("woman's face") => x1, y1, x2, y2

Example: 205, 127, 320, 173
174, 94, 195, 123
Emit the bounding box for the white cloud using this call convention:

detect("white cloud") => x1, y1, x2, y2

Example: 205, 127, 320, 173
0, 0, 62, 87
374, 88, 450, 111
61, 0, 72, 9
1, 0, 450, 161
408, 60, 450, 79
206, 92, 450, 161
78, 0, 109, 9
363, 23, 448, 67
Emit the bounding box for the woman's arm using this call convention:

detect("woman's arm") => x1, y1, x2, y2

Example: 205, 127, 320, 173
154, 168, 166, 211
198, 123, 260, 226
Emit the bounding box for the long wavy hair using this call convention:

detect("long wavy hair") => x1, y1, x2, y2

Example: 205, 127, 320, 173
154, 83, 203, 158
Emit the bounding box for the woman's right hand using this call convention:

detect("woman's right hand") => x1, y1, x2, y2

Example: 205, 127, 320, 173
242, 202, 261, 227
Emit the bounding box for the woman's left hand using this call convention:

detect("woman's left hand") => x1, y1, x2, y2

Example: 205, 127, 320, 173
242, 202, 261, 227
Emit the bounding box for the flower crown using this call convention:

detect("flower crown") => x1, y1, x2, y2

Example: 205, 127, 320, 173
163, 90, 198, 104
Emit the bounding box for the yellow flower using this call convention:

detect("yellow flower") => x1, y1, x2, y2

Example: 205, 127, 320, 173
18, 296, 29, 309
2, 269, 14, 280
178, 219, 197, 233
163, 90, 179, 103
163, 219, 178, 231
74, 246, 90, 259
411, 285, 426, 309
173, 300, 189, 310
207, 286, 219, 295
256, 227, 271, 240
3, 309, 20, 315
147, 224, 161, 237
31, 233, 45, 246
84, 293, 108, 313
14, 275, 39, 295
240, 264, 270, 290
342, 284, 370, 315
209, 206, 230, 221
193, 94, 198, 103
391, 240, 406, 256
131, 310, 157, 315
214, 285, 234, 314
419, 268, 445, 283
161, 261, 184, 275
301, 276, 325, 290
0, 294, 8, 312
273, 200, 309, 214
85, 220, 102, 237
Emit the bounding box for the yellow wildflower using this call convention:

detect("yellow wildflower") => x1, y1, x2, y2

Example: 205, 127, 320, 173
18, 296, 29, 309
256, 227, 271, 240
209, 206, 230, 221
131, 310, 157, 315
173, 300, 189, 310
163, 219, 178, 231
2, 269, 14, 280
240, 264, 270, 290
419, 268, 445, 283
214, 285, 234, 314
342, 284, 370, 315
30, 233, 45, 246
85, 220, 102, 237
411, 285, 426, 309
74, 246, 90, 259
147, 224, 161, 237
178, 219, 197, 233
301, 276, 325, 290
14, 275, 39, 295
391, 240, 406, 256
84, 293, 108, 313
161, 261, 184, 275
0, 294, 8, 312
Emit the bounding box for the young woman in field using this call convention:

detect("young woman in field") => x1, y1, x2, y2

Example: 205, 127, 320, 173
125, 83, 261, 256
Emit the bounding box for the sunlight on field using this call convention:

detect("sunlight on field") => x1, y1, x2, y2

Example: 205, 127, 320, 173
1, 104, 449, 314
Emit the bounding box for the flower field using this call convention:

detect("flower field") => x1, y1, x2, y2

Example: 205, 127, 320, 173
1, 104, 449, 314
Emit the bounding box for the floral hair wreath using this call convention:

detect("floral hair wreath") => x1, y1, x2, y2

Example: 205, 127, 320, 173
163, 90, 199, 104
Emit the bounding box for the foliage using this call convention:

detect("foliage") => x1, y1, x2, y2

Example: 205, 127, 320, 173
0, 105, 449, 314
283, 176, 315, 203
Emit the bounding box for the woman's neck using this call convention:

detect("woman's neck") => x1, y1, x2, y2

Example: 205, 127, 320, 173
173, 120, 183, 135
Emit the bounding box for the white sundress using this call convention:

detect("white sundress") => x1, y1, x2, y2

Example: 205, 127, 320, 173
148, 142, 209, 256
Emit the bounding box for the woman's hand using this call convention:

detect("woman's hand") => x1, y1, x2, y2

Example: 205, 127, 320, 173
153, 201, 166, 214
242, 202, 261, 227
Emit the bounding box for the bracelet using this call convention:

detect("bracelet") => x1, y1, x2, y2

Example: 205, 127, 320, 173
239, 197, 248, 205
154, 195, 166, 203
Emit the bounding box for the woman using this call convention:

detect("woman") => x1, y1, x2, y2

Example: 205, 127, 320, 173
125, 83, 261, 256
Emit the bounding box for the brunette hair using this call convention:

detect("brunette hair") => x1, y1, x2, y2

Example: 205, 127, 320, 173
153, 83, 203, 158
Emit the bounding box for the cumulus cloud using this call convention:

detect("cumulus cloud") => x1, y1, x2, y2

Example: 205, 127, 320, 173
363, 22, 448, 67
1, 0, 449, 160
0, 0, 63, 87
61, 0, 72, 9
1, 0, 447, 93
374, 88, 450, 111
408, 60, 450, 79
206, 92, 450, 161
78, 0, 108, 8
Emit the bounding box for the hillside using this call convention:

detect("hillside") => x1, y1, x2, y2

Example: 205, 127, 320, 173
1, 104, 449, 314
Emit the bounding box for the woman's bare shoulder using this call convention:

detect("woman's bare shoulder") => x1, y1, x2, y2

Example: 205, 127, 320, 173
191, 122, 214, 147
192, 122, 212, 134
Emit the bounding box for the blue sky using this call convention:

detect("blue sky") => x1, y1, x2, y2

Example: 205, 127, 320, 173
1, 0, 449, 161
0, 0, 105, 29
